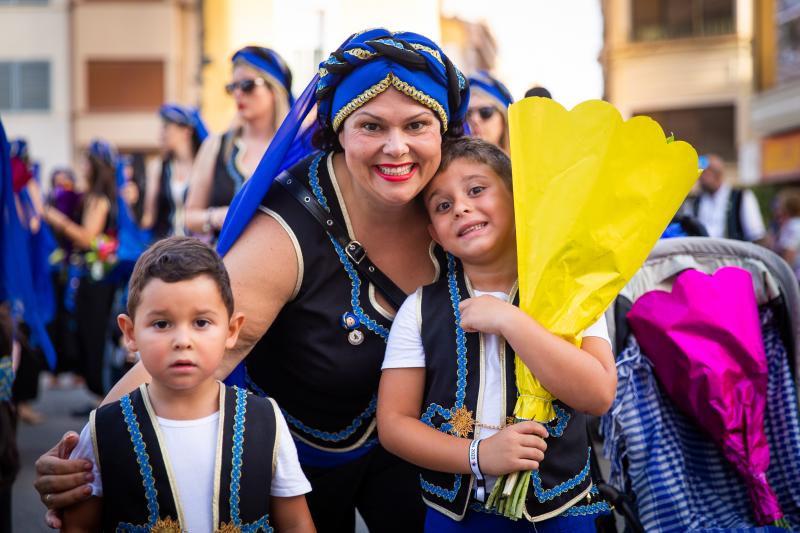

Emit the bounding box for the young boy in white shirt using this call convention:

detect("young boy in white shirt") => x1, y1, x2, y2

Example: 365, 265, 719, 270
377, 138, 616, 531
62, 236, 315, 533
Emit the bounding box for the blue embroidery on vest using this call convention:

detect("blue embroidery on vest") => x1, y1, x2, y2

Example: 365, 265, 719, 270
245, 369, 377, 444
530, 448, 592, 503
421, 254, 468, 430
418, 254, 469, 502
544, 403, 570, 438
118, 393, 160, 531
420, 473, 462, 502
228, 386, 274, 533
308, 152, 390, 340
225, 135, 248, 194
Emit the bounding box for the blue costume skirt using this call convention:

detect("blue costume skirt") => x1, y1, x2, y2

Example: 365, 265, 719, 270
425, 506, 600, 532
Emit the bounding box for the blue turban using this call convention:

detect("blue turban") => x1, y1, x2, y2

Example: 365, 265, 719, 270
217, 28, 468, 256
159, 103, 209, 143
87, 139, 116, 167
468, 70, 513, 109
317, 29, 469, 133
232, 46, 295, 107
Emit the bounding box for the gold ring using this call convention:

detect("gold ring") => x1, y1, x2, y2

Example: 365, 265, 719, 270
44, 493, 52, 505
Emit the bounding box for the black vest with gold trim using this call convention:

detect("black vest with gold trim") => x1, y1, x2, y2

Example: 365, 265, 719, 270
93, 384, 276, 532
418, 254, 593, 521
248, 151, 445, 452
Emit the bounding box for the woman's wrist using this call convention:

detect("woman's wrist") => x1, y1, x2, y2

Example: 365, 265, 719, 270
469, 438, 486, 502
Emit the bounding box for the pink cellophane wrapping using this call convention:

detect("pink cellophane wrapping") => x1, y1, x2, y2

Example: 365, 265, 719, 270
627, 266, 783, 525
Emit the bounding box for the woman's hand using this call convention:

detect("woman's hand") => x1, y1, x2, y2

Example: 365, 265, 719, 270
458, 295, 519, 336
33, 432, 94, 529
479, 421, 548, 476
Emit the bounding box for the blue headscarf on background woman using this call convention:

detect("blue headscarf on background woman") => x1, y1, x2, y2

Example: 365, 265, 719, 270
0, 122, 56, 368
217, 28, 469, 255
232, 46, 295, 131
468, 70, 513, 110
159, 104, 209, 145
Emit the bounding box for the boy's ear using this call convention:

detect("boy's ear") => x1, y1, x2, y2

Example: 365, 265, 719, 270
117, 314, 138, 352
427, 223, 443, 247
225, 312, 246, 350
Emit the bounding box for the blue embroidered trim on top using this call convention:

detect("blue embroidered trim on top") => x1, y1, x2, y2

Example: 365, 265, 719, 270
226, 386, 274, 533
544, 403, 571, 438
120, 393, 160, 529
0, 356, 15, 402
420, 473, 462, 502
244, 368, 377, 444
418, 254, 470, 503
229, 386, 247, 524
225, 137, 248, 194
284, 395, 377, 443
307, 152, 390, 340
530, 448, 592, 503
420, 254, 469, 432
562, 499, 612, 517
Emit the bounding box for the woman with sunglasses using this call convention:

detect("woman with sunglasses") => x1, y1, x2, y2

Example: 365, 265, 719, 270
184, 46, 293, 240
140, 104, 208, 238
35, 29, 472, 532
466, 71, 514, 152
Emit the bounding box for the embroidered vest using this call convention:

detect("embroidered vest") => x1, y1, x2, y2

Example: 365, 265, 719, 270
247, 151, 444, 452
93, 384, 276, 532
210, 130, 248, 209
418, 255, 592, 521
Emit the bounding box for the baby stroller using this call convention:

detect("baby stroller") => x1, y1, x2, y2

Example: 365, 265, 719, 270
595, 237, 800, 532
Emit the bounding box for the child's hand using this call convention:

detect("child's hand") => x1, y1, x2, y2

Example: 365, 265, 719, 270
458, 295, 517, 336
479, 421, 548, 476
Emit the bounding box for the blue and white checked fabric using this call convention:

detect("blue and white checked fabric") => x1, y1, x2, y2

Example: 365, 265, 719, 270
600, 308, 800, 532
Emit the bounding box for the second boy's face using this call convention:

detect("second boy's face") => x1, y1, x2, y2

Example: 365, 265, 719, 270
424, 159, 515, 265
118, 275, 242, 391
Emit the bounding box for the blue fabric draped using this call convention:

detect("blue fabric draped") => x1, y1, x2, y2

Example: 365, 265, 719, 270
17, 186, 57, 325
468, 70, 513, 109
159, 103, 209, 143
0, 120, 56, 368
115, 158, 152, 266
232, 47, 295, 106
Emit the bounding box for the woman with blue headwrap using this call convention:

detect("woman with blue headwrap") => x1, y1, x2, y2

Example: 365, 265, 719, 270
466, 71, 514, 152
139, 103, 208, 238
43, 140, 118, 400
184, 46, 294, 239
35, 28, 469, 532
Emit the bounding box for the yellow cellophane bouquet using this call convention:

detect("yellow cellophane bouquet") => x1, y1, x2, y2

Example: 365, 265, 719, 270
485, 98, 698, 518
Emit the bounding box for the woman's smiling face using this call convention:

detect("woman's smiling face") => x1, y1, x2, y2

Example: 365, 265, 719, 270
338, 88, 443, 208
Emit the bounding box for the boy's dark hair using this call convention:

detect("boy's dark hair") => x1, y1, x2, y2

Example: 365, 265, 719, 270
437, 136, 512, 190
127, 237, 234, 319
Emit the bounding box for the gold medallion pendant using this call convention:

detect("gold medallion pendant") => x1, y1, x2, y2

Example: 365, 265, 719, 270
449, 406, 475, 438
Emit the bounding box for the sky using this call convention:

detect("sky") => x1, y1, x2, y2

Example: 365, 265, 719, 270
441, 0, 605, 110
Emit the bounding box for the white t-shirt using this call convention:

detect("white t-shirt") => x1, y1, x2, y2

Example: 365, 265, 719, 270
70, 390, 310, 533
381, 289, 611, 493
696, 183, 766, 241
